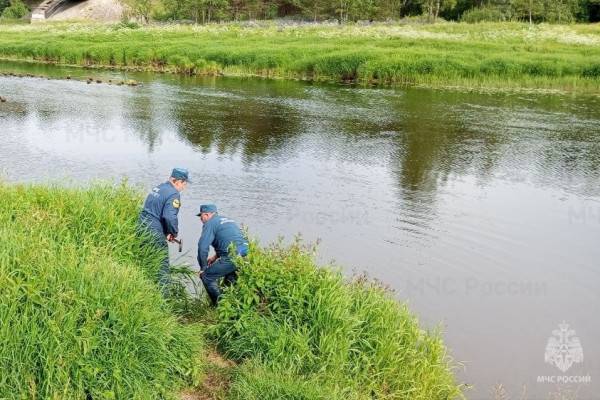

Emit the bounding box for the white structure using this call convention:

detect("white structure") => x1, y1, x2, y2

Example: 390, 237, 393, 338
30, 0, 65, 21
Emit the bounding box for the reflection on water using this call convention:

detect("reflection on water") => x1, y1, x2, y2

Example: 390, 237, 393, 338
1, 61, 600, 399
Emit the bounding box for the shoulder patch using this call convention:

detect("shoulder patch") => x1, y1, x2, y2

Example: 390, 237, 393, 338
172, 199, 181, 209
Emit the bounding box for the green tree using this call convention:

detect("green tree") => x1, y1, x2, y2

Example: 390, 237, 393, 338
544, 0, 581, 23
337, 0, 350, 21
298, 0, 329, 21
204, 0, 229, 21
419, 0, 457, 21
511, 0, 544, 23
122, 0, 156, 22
349, 0, 379, 20
0, 0, 10, 15
130, 0, 596, 22
183, 0, 205, 22
0, 0, 29, 19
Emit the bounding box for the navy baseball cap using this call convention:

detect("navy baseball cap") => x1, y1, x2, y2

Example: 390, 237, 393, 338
171, 167, 191, 182
196, 204, 217, 216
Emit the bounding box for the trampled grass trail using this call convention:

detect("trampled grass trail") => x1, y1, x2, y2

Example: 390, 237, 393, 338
0, 21, 599, 92
0, 183, 464, 399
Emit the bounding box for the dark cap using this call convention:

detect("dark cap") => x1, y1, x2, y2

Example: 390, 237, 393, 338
196, 204, 217, 216
171, 167, 190, 182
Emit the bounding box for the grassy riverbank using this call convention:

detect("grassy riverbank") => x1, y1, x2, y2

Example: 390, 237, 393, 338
0, 21, 599, 91
0, 183, 464, 399
0, 184, 203, 399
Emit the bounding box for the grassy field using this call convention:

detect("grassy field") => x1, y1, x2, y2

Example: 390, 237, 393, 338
0, 21, 599, 91
0, 183, 464, 399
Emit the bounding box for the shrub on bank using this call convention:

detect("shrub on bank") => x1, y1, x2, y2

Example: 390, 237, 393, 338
461, 7, 507, 23
0, 0, 28, 20
213, 240, 464, 400
0, 184, 203, 399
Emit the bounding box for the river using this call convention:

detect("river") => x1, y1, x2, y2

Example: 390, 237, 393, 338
1, 60, 599, 399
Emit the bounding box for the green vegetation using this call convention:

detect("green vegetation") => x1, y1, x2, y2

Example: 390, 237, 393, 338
461, 6, 508, 23
0, 183, 463, 399
1, 22, 599, 91
0, 183, 203, 399
117, 0, 600, 25
0, 0, 29, 20
214, 241, 463, 399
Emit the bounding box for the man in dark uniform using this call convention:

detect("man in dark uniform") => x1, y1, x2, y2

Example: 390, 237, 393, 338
197, 204, 249, 305
139, 168, 190, 292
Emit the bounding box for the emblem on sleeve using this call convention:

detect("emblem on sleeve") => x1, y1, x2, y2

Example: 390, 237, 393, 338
173, 199, 181, 209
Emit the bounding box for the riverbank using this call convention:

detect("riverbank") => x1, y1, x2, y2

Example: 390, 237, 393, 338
0, 183, 464, 399
0, 21, 599, 92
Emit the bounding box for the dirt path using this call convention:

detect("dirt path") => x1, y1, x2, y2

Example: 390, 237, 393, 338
180, 349, 235, 400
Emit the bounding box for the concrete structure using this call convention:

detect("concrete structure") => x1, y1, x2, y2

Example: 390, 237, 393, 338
30, 0, 66, 21
30, 0, 124, 21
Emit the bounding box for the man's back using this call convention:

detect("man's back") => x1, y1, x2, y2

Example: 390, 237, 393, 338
199, 215, 248, 261
197, 209, 249, 305
213, 215, 248, 257
139, 181, 180, 236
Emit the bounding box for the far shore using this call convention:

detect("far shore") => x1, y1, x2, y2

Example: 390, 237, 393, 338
0, 21, 599, 92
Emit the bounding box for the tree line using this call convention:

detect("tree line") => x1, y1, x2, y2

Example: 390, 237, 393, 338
121, 0, 600, 24
0, 0, 598, 24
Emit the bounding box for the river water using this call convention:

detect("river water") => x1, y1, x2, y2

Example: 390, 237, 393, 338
1, 60, 599, 399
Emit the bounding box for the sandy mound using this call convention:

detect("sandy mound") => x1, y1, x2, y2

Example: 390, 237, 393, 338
49, 0, 124, 21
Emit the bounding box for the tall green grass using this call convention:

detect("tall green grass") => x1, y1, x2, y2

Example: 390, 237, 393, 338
1, 183, 463, 399
0, 22, 599, 91
0, 183, 202, 399
213, 240, 464, 400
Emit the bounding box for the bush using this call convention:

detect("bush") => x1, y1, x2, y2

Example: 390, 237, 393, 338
0, 0, 9, 15
212, 240, 463, 400
583, 63, 600, 78
461, 7, 506, 23
0, 184, 203, 399
0, 0, 28, 19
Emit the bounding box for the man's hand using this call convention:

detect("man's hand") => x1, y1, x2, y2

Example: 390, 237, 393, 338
207, 255, 218, 266
166, 233, 176, 242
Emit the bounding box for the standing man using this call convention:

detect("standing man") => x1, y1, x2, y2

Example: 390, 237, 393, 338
197, 204, 249, 305
139, 168, 190, 292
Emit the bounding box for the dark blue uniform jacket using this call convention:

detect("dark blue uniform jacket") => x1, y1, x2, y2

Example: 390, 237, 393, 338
197, 215, 248, 269
139, 181, 181, 238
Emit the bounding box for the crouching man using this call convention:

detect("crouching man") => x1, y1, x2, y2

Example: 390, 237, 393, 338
197, 204, 249, 305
